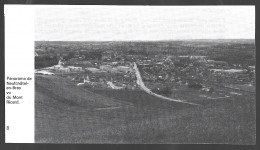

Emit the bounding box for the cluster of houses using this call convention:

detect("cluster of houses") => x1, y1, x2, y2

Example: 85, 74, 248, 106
99, 65, 133, 74
35, 60, 84, 74
132, 54, 255, 92
35, 48, 255, 93
53, 65, 83, 73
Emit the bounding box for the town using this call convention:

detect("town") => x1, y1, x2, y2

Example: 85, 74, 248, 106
35, 40, 255, 101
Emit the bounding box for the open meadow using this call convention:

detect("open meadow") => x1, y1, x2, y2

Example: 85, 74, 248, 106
35, 75, 255, 144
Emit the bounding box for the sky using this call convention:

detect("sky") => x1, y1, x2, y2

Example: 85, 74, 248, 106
35, 6, 255, 41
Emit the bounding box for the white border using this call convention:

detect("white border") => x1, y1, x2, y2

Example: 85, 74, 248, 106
5, 5, 35, 143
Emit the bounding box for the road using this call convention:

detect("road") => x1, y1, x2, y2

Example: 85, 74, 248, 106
133, 62, 199, 105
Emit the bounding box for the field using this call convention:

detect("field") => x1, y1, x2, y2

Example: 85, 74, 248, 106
35, 75, 255, 144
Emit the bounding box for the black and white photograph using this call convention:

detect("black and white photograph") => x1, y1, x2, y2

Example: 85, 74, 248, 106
34, 6, 255, 144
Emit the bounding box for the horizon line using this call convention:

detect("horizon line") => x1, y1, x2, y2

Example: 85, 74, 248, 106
35, 38, 255, 42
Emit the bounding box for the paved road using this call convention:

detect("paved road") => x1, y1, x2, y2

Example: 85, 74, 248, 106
133, 62, 199, 105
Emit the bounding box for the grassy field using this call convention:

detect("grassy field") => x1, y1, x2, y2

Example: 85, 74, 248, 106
35, 75, 255, 144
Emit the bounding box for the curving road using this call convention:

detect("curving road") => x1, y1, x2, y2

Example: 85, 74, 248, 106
133, 62, 199, 105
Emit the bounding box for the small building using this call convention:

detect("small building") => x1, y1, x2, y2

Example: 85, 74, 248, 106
190, 56, 206, 60
111, 62, 119, 65
100, 65, 113, 71
59, 68, 70, 73
85, 67, 105, 73
68, 66, 83, 72
116, 66, 133, 74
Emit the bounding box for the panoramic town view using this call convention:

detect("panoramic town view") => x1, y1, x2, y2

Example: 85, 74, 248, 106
34, 6, 255, 144
35, 40, 255, 143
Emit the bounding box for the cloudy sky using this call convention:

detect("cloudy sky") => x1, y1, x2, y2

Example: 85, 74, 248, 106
35, 6, 255, 41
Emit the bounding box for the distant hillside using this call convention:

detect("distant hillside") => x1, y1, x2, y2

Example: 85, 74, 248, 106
35, 39, 255, 66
